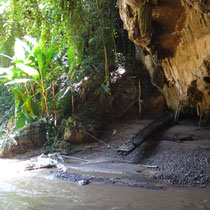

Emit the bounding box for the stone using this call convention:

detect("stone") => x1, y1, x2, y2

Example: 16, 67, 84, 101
64, 128, 87, 143
0, 120, 46, 158
77, 179, 89, 186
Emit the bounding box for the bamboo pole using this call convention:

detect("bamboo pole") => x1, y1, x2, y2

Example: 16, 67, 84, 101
96, 0, 110, 90
24, 82, 30, 97
40, 79, 50, 118
52, 74, 57, 125
30, 82, 37, 102
71, 85, 74, 115
104, 44, 110, 87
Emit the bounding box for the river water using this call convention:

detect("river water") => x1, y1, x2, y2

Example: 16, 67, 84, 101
0, 159, 210, 210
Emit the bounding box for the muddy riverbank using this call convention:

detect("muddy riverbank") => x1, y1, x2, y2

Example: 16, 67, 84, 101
3, 118, 210, 189
51, 118, 209, 188
13, 118, 209, 189
0, 117, 210, 210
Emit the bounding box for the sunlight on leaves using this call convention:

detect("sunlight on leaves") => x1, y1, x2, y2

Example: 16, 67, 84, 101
16, 63, 38, 76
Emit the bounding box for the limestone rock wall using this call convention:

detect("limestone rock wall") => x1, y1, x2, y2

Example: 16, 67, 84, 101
117, 0, 210, 119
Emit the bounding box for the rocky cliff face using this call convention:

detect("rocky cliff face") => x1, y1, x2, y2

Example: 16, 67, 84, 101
117, 0, 210, 120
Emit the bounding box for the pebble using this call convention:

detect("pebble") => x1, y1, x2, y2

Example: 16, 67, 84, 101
77, 180, 89, 186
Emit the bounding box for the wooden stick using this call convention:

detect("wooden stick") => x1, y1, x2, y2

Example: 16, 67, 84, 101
138, 79, 142, 117
71, 85, 74, 115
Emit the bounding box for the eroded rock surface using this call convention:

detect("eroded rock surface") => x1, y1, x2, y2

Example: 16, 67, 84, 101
117, 0, 210, 119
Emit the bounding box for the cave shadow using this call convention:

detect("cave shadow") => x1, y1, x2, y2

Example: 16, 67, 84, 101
119, 132, 162, 164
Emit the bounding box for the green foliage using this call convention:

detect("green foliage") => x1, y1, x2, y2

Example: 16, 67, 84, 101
0, 34, 92, 129
0, 85, 14, 127
1, 0, 118, 73
0, 37, 57, 128
44, 119, 59, 150
0, 0, 122, 145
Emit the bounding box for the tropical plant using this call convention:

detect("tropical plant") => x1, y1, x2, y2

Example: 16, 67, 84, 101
1, 0, 119, 93
0, 34, 90, 128
0, 0, 125, 131
0, 37, 58, 128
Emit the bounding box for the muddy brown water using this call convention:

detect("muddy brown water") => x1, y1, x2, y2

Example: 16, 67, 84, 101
0, 159, 210, 210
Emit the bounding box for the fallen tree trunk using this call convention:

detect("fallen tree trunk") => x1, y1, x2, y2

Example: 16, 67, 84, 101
117, 111, 175, 155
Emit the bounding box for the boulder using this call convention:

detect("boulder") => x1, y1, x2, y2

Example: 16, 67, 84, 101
0, 120, 46, 158
64, 128, 87, 143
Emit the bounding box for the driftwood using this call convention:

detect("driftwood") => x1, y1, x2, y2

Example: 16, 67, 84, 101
117, 111, 175, 155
